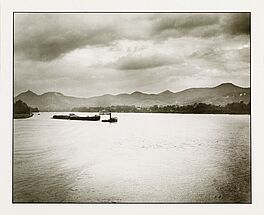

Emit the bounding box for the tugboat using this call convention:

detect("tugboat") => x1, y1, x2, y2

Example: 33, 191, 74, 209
101, 112, 118, 123
52, 113, 100, 121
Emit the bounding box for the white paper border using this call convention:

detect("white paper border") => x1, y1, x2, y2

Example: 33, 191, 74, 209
1, 0, 264, 214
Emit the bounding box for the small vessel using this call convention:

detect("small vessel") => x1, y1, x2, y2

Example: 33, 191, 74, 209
52, 113, 100, 121
102, 117, 118, 123
101, 112, 118, 123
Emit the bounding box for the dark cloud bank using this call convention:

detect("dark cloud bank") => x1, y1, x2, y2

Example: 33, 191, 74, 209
15, 13, 250, 62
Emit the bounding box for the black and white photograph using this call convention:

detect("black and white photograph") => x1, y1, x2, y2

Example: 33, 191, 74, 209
13, 12, 251, 203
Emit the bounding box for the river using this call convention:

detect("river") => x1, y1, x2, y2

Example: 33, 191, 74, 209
14, 112, 250, 203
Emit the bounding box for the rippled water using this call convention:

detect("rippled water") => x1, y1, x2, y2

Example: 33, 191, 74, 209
14, 113, 250, 203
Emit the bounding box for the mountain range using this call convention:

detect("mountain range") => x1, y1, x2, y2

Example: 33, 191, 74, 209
15, 83, 250, 112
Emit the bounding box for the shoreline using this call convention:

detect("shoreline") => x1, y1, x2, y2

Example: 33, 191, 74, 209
14, 113, 33, 119
33, 111, 250, 115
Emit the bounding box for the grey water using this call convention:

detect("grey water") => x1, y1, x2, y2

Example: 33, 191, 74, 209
14, 113, 250, 203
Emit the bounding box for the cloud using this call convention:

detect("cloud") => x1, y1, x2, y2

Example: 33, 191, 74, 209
222, 13, 250, 35
15, 13, 250, 62
15, 14, 154, 62
15, 14, 119, 62
190, 45, 250, 65
15, 13, 250, 97
237, 47, 250, 62
152, 14, 220, 37
151, 13, 250, 39
115, 54, 176, 70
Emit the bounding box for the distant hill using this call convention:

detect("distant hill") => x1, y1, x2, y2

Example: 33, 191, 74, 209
15, 83, 250, 112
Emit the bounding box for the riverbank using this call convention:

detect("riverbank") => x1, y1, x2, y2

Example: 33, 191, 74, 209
14, 113, 33, 119
72, 102, 251, 115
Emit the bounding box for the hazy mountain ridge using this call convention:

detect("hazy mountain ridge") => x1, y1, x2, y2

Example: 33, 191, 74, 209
15, 83, 250, 111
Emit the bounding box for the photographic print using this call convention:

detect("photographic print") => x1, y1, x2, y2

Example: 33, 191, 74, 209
13, 12, 251, 203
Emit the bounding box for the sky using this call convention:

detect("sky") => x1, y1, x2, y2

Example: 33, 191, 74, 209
15, 13, 250, 97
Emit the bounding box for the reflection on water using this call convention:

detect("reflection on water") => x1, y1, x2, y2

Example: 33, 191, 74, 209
14, 113, 250, 203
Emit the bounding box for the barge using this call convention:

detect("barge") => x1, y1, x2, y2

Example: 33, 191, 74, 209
52, 113, 100, 121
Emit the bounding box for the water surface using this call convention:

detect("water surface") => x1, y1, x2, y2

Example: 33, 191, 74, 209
14, 113, 250, 203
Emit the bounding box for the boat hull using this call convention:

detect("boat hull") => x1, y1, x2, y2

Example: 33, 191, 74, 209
70, 116, 100, 121
52, 115, 70, 119
102, 117, 118, 123
52, 115, 100, 121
